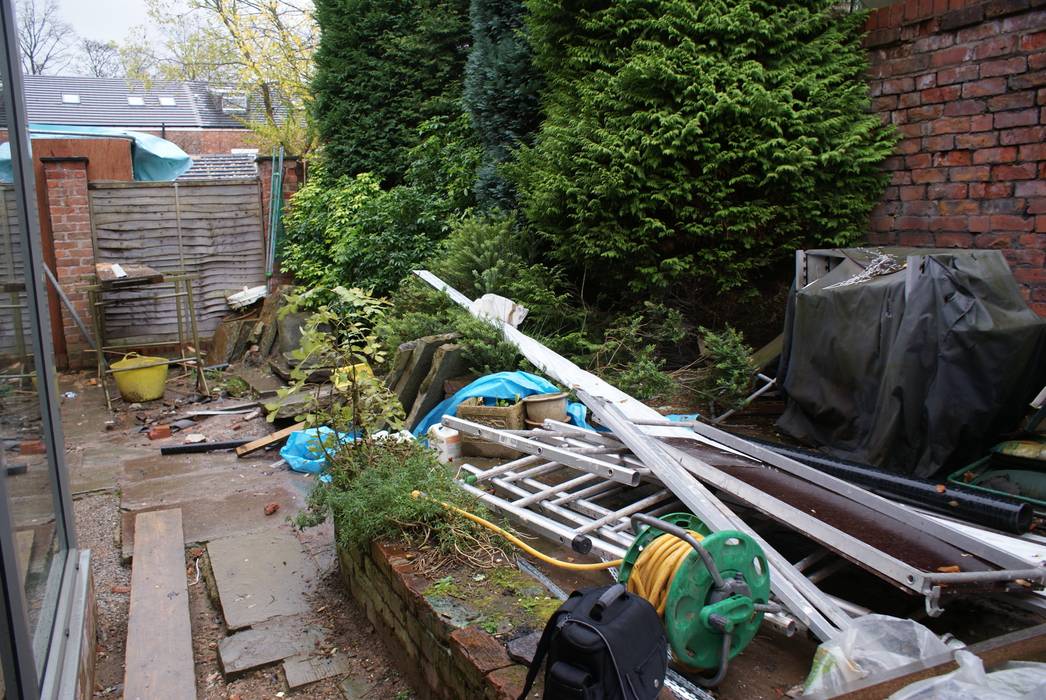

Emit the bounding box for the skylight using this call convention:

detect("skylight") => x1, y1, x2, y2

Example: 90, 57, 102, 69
127, 95, 145, 106
221, 94, 248, 113
159, 96, 176, 106
61, 94, 80, 104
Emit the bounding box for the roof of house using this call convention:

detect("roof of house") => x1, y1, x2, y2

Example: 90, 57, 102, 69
177, 152, 259, 180
0, 75, 286, 130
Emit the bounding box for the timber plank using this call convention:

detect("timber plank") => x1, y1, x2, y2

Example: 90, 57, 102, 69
123, 508, 195, 700
235, 422, 306, 457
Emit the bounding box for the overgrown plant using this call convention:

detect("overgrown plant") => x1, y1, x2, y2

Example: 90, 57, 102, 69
689, 326, 755, 411
516, 0, 896, 299
265, 286, 404, 432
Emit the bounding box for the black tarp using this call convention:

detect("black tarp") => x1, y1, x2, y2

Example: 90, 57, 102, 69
777, 248, 1046, 478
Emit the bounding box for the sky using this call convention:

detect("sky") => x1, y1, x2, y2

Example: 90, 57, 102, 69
56, 0, 153, 44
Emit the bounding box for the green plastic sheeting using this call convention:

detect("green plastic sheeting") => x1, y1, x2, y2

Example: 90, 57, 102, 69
0, 124, 192, 182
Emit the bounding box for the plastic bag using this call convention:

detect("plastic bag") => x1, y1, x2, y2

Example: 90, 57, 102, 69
279, 426, 357, 474
889, 650, 1046, 699
803, 615, 953, 695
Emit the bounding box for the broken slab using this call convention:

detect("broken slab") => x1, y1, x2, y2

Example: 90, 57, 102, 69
384, 340, 416, 391
392, 333, 459, 416
218, 614, 325, 676
405, 343, 464, 431
339, 676, 375, 699
207, 528, 319, 630
283, 652, 352, 689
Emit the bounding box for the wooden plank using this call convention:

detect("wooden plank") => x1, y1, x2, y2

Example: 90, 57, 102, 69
235, 422, 306, 457
15, 529, 33, 587
123, 509, 195, 700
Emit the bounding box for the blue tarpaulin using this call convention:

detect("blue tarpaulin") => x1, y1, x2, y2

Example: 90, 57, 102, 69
0, 124, 193, 182
413, 371, 592, 438
280, 426, 357, 474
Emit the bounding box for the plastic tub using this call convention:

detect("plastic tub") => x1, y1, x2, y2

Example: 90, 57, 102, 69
110, 352, 168, 402
523, 391, 569, 424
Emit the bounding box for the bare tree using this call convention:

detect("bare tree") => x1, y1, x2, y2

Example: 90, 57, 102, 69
79, 39, 122, 78
17, 0, 75, 75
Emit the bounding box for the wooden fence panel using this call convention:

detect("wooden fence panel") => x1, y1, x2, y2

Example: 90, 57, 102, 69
0, 186, 32, 360
89, 179, 265, 344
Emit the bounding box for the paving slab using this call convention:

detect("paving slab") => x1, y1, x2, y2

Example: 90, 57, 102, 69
208, 528, 319, 630
283, 652, 352, 689
218, 614, 325, 676
339, 676, 375, 699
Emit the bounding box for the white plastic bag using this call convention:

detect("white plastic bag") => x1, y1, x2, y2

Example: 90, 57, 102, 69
889, 650, 1046, 699
803, 615, 953, 695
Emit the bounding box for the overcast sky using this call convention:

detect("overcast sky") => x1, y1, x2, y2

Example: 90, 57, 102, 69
56, 0, 153, 44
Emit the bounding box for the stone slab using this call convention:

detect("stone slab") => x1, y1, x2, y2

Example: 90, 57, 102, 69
393, 333, 458, 416
405, 343, 464, 431
338, 676, 375, 699
506, 631, 541, 665
283, 652, 352, 689
218, 614, 325, 676
207, 528, 319, 630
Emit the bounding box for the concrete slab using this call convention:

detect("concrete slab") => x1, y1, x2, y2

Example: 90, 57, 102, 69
405, 343, 464, 431
339, 676, 375, 699
207, 528, 319, 630
283, 652, 351, 689
218, 614, 325, 676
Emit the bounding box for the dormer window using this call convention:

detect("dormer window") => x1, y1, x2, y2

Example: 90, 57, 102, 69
61, 93, 80, 104
127, 95, 145, 106
158, 96, 176, 106
221, 94, 247, 113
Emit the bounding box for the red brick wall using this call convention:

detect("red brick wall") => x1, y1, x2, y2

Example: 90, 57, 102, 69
258, 156, 303, 290
139, 128, 256, 155
865, 0, 1046, 315
42, 157, 94, 369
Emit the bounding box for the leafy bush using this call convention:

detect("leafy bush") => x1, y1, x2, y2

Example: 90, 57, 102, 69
695, 325, 755, 410
586, 304, 685, 401
515, 0, 896, 299
312, 0, 471, 183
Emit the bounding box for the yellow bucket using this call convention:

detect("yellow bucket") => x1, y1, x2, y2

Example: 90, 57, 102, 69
110, 352, 168, 402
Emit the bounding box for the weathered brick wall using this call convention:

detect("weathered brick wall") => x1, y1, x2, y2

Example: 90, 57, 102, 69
258, 156, 303, 290
865, 0, 1046, 315
138, 128, 256, 155
337, 539, 528, 700
41, 157, 94, 369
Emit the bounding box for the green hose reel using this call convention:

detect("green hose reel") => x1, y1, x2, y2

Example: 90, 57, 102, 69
618, 513, 772, 684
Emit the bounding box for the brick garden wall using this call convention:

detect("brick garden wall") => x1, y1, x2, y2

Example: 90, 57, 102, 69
865, 0, 1046, 315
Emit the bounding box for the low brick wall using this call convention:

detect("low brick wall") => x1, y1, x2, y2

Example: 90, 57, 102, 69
337, 539, 531, 700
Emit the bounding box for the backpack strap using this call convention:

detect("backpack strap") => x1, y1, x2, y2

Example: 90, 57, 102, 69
517, 592, 583, 700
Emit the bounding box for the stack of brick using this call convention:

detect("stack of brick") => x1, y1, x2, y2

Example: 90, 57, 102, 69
864, 0, 1046, 315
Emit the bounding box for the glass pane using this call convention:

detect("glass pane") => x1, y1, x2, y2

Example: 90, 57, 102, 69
0, 31, 68, 681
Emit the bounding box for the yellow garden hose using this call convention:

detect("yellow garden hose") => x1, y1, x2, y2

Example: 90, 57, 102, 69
412, 489, 698, 604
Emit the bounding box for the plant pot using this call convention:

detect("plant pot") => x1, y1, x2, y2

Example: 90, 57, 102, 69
522, 392, 569, 425
456, 397, 525, 459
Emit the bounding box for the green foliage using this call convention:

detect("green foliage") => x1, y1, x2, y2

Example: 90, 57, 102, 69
312, 0, 471, 183
295, 438, 505, 560
516, 0, 896, 298
696, 325, 754, 410
463, 0, 541, 208
280, 118, 482, 295
586, 304, 685, 401
265, 286, 404, 432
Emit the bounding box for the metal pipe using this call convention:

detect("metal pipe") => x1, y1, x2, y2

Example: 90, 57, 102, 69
749, 437, 1034, 533
763, 612, 798, 637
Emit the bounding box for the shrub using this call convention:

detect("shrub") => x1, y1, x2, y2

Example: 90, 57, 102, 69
694, 325, 755, 411
312, 0, 471, 183
516, 0, 896, 299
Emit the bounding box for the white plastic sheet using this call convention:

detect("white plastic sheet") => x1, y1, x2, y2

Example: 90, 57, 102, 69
889, 651, 1046, 699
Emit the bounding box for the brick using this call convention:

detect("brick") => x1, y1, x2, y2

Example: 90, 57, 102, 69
1010, 70, 1046, 89
1030, 53, 1046, 71
957, 19, 1002, 44
940, 5, 985, 32
1022, 31, 1046, 51
990, 214, 1035, 230
921, 85, 963, 103
981, 56, 1028, 78
898, 137, 922, 154
963, 78, 1008, 98
995, 107, 1040, 128
1019, 143, 1046, 159
938, 199, 980, 215
935, 232, 975, 247
897, 122, 925, 138
987, 90, 1038, 111
932, 151, 971, 168
905, 153, 932, 169
969, 215, 992, 231
971, 114, 995, 131
883, 77, 916, 94
1001, 9, 1046, 33
913, 33, 954, 53
1029, 198, 1046, 214
916, 72, 938, 89
951, 165, 992, 181
937, 64, 980, 85
913, 167, 948, 183
983, 197, 1027, 214
899, 231, 935, 245
450, 628, 512, 676
901, 185, 928, 201
955, 132, 997, 149
973, 146, 1019, 164
1006, 248, 1045, 267
994, 163, 1039, 179
931, 215, 971, 230
985, 0, 1031, 18
928, 183, 968, 199
1021, 231, 1046, 246
943, 99, 986, 116
899, 91, 923, 108
923, 134, 956, 151
891, 170, 914, 185
976, 232, 1020, 248
1000, 126, 1046, 144
903, 201, 938, 217
929, 115, 970, 133
873, 95, 900, 111
1017, 181, 1046, 197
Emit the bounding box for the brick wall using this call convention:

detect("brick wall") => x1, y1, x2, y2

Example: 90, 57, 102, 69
258, 155, 303, 290
41, 157, 94, 369
138, 128, 255, 155
865, 0, 1046, 315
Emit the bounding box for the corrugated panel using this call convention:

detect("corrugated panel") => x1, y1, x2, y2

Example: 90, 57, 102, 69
178, 153, 258, 180
90, 179, 265, 344
0, 187, 33, 359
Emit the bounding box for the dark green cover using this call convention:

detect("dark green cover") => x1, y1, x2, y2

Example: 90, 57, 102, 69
777, 248, 1046, 478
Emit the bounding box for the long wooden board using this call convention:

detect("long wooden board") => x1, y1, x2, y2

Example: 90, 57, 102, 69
123, 509, 195, 700
235, 422, 305, 458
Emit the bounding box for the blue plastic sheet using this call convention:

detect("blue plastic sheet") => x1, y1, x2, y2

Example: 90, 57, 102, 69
0, 124, 192, 182
279, 426, 357, 474
413, 371, 592, 438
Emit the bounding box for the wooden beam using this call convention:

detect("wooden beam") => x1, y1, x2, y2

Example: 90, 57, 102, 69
235, 421, 305, 457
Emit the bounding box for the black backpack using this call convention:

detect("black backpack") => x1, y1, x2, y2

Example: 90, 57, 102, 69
519, 584, 667, 700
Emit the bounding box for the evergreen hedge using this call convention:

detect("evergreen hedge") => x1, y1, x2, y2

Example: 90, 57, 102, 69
311, 0, 470, 183
515, 0, 897, 296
